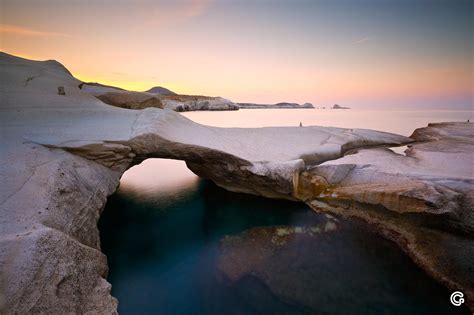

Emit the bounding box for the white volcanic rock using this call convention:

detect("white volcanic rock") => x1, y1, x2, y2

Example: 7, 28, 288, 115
0, 52, 434, 314
79, 82, 126, 95
159, 94, 239, 111
296, 122, 474, 309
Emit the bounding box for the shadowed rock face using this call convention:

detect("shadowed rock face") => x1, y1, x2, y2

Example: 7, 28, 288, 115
97, 91, 164, 110
1, 52, 473, 313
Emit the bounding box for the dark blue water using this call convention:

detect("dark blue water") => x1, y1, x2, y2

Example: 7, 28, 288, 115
98, 159, 468, 315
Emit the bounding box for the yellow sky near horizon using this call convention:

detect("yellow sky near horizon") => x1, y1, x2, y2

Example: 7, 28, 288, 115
1, 0, 472, 108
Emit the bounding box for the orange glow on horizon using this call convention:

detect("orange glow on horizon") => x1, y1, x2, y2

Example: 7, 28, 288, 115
1, 0, 472, 108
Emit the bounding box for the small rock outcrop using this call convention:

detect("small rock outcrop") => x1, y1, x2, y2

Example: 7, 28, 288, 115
331, 104, 350, 109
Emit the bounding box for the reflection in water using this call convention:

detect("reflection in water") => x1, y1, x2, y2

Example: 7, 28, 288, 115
99, 159, 468, 314
118, 159, 199, 197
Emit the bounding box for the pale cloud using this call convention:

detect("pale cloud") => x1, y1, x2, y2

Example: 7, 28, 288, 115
184, 0, 211, 18
139, 0, 213, 26
353, 36, 372, 44
0, 24, 71, 38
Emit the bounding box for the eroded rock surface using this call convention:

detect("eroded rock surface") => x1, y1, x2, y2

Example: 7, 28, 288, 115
296, 122, 474, 310
0, 52, 412, 313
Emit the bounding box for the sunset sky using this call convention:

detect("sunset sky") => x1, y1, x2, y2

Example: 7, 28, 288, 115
1, 0, 472, 109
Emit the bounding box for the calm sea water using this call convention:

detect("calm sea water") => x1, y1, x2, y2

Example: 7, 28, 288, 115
183, 109, 473, 135
99, 110, 471, 314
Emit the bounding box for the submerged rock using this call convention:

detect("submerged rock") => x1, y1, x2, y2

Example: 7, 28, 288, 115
217, 213, 469, 314
217, 218, 340, 313
296, 122, 474, 310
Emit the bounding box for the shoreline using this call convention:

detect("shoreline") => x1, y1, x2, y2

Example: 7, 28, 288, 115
1, 53, 472, 313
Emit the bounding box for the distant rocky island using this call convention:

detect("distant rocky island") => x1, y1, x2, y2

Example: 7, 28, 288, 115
237, 102, 314, 109
331, 104, 350, 109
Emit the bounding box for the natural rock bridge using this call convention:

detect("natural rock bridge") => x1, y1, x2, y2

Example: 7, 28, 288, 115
1, 52, 473, 313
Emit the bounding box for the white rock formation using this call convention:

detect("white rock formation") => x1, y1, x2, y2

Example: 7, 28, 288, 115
158, 95, 239, 111
81, 82, 238, 111
296, 122, 474, 309
3, 51, 471, 313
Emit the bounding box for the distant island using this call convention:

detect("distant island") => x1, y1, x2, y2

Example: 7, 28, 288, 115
331, 104, 350, 109
238, 102, 314, 109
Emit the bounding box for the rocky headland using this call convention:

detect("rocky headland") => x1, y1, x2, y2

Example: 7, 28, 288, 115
1, 52, 472, 313
158, 94, 239, 112
80, 82, 238, 111
238, 102, 314, 109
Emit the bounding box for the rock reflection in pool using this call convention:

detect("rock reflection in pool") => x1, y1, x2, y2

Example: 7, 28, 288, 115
99, 159, 467, 314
